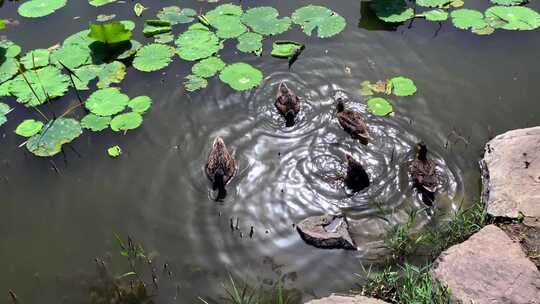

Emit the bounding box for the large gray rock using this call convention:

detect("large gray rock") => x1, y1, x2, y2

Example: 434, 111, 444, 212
433, 225, 540, 304
305, 294, 389, 304
297, 215, 356, 250
483, 126, 540, 223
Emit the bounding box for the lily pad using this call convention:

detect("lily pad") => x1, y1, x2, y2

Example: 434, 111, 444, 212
0, 102, 10, 127
0, 81, 11, 97
175, 25, 221, 61
367, 97, 394, 117
107, 145, 122, 157
485, 6, 540, 31
143, 23, 172, 37
89, 0, 117, 7
490, 0, 525, 6
372, 0, 414, 23
133, 43, 175, 72
219, 63, 263, 91
18, 0, 67, 18
0, 40, 22, 58
89, 22, 133, 44
50, 43, 91, 69
241, 7, 291, 36
154, 33, 174, 44
95, 61, 126, 88
157, 6, 197, 25
21, 49, 50, 69
416, 0, 449, 8
110, 112, 143, 132
128, 96, 152, 113
291, 5, 346, 38
236, 32, 263, 54
72, 65, 99, 90
26, 118, 82, 157
192, 57, 226, 78
0, 57, 18, 84
423, 9, 449, 22
205, 4, 247, 39
451, 9, 487, 30
9, 66, 70, 107
81, 113, 111, 131
85, 88, 129, 116
15, 119, 44, 137
390, 76, 417, 96
134, 3, 147, 17
184, 75, 208, 92
271, 41, 305, 58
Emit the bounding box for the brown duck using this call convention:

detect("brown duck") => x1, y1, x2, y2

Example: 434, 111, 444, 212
344, 154, 370, 192
336, 98, 371, 144
206, 136, 236, 200
410, 143, 438, 205
275, 81, 300, 127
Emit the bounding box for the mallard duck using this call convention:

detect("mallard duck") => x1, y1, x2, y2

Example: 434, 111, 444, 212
336, 98, 371, 144
275, 81, 300, 127
344, 154, 370, 192
206, 136, 236, 200
410, 143, 438, 205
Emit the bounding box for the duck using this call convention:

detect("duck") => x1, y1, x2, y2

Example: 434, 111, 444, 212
409, 143, 438, 205
275, 81, 300, 127
205, 136, 236, 201
344, 154, 370, 192
336, 97, 371, 144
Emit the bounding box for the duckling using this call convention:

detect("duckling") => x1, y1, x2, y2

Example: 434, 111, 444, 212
206, 136, 236, 201
410, 143, 438, 205
344, 154, 370, 192
336, 98, 371, 144
275, 81, 300, 127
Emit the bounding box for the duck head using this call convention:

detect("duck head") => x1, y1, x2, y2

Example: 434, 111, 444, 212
213, 136, 226, 151
278, 81, 290, 97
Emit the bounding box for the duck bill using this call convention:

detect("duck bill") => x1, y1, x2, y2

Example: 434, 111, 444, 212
213, 136, 225, 149
278, 81, 289, 95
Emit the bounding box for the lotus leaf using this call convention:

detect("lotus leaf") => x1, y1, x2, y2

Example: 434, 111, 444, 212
472, 25, 496, 35
143, 21, 172, 37
423, 9, 449, 22
128, 96, 152, 113
219, 63, 263, 91
85, 88, 129, 116
9, 66, 70, 107
372, 0, 414, 23
416, 0, 449, 8
157, 6, 197, 25
154, 33, 174, 44
271, 41, 304, 58
360, 80, 392, 96
26, 118, 82, 157
110, 112, 143, 132
21, 49, 50, 69
175, 26, 221, 61
207, 4, 243, 17
241, 7, 291, 36
390, 76, 417, 96
108, 145, 122, 157
367, 97, 393, 117
184, 75, 208, 92
95, 61, 126, 88
451, 9, 487, 30
81, 113, 111, 131
97, 14, 116, 22
485, 6, 540, 31
192, 57, 226, 78
133, 43, 175, 72
89, 0, 116, 7
120, 20, 136, 31
18, 0, 67, 18
0, 57, 18, 84
114, 40, 142, 60
236, 32, 263, 54
291, 5, 346, 38
0, 102, 10, 115
134, 3, 147, 17
15, 119, 44, 137
89, 22, 132, 44
0, 40, 21, 58
205, 4, 246, 38
72, 65, 99, 90
490, 0, 524, 6
0, 82, 11, 97
50, 44, 91, 69
0, 115, 6, 126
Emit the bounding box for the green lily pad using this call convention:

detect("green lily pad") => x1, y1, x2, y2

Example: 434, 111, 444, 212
451, 9, 487, 30
485, 6, 540, 31
490, 0, 525, 6
236, 32, 263, 54
133, 43, 175, 72
192, 57, 226, 78
219, 63, 263, 91
205, 4, 247, 39
0, 40, 22, 58
85, 87, 129, 116
107, 145, 122, 157
9, 66, 70, 107
372, 0, 414, 23
81, 113, 111, 131
367, 97, 394, 117
416, 0, 449, 8
143, 20, 172, 37
134, 3, 147, 17
157, 6, 197, 25
175, 25, 221, 61
95, 61, 126, 88
15, 119, 44, 137
0, 102, 10, 115
89, 0, 117, 7
110, 112, 143, 132
291, 5, 346, 38
423, 9, 449, 22
21, 49, 50, 69
0, 115, 6, 127
50, 43, 91, 69
0, 57, 18, 84
0, 81, 11, 97
18, 0, 67, 18
472, 25, 496, 35
26, 118, 82, 157
154, 33, 174, 44
128, 96, 152, 113
271, 41, 304, 58
241, 7, 291, 36
390, 76, 417, 96
184, 75, 208, 92
72, 65, 99, 90
89, 22, 132, 44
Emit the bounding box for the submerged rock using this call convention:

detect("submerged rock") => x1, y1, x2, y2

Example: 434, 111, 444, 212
304, 294, 389, 304
432, 225, 540, 304
482, 126, 540, 225
297, 215, 356, 250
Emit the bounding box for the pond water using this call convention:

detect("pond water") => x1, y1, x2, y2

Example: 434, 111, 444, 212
1, 0, 540, 302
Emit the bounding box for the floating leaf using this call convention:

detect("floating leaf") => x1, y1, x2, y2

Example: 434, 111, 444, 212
0, 102, 10, 127
15, 119, 44, 137
154, 33, 174, 44
0, 81, 11, 97
184, 75, 208, 92
134, 3, 147, 17
72, 65, 99, 90
50, 44, 91, 69
0, 115, 6, 127
9, 66, 70, 107
472, 25, 496, 35
390, 76, 417, 96
21, 49, 50, 69
133, 43, 175, 72
157, 6, 197, 25
360, 80, 392, 96
89, 0, 116, 7
26, 118, 82, 157
367, 97, 393, 117
97, 14, 116, 22
81, 113, 111, 131
110, 112, 143, 132
271, 41, 304, 58
416, 0, 449, 8
372, 0, 414, 23
205, 4, 247, 38
219, 63, 263, 91
175, 25, 221, 61
85, 88, 129, 116
451, 9, 487, 30
89, 22, 133, 44
143, 20, 172, 37
0, 40, 21, 58
108, 145, 122, 157
128, 96, 152, 113
241, 7, 291, 36
291, 5, 346, 38
485, 6, 540, 31
95, 61, 126, 88
236, 32, 263, 54
18, 0, 67, 18
490, 0, 525, 6
192, 57, 226, 78
422, 9, 449, 22
0, 57, 18, 84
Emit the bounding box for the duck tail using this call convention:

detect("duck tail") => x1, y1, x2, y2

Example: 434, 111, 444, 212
336, 98, 345, 113
285, 110, 295, 127
214, 168, 227, 200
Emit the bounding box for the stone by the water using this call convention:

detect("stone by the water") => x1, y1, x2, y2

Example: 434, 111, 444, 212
297, 215, 356, 250
304, 294, 389, 304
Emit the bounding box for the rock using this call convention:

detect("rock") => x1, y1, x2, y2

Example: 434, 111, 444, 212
304, 294, 389, 304
297, 215, 356, 250
483, 126, 540, 224
432, 225, 540, 304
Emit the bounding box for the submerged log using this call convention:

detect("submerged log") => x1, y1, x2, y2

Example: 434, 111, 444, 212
297, 215, 356, 250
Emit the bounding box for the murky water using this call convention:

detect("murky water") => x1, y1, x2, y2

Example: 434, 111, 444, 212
1, 0, 540, 302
